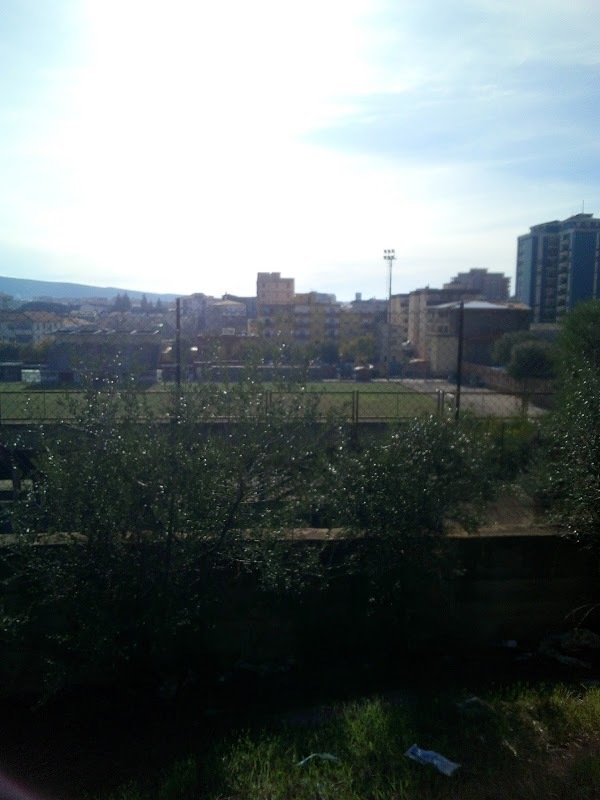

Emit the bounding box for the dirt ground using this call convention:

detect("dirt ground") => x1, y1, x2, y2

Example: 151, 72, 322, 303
398, 378, 547, 418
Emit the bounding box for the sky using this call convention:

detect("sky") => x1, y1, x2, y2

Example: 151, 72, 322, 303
1, 0, 599, 301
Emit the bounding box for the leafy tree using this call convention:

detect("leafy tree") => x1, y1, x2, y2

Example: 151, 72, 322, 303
507, 341, 557, 382
19, 340, 52, 363
323, 417, 495, 639
558, 298, 600, 371
316, 341, 339, 364
3, 376, 342, 693
536, 300, 600, 541
492, 330, 538, 366
0, 341, 19, 360
340, 334, 377, 364
334, 418, 493, 540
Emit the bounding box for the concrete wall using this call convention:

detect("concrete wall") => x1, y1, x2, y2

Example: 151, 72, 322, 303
202, 533, 599, 662
1, 532, 597, 695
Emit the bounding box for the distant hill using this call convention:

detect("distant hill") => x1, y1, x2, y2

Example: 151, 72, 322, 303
0, 275, 178, 303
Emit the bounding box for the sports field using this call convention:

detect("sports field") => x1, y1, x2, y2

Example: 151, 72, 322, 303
0, 381, 438, 423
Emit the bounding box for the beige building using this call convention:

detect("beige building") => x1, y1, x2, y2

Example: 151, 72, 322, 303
292, 292, 340, 346
0, 311, 74, 345
257, 273, 295, 307
256, 273, 296, 343
407, 287, 480, 360
205, 299, 248, 334
339, 304, 381, 358
389, 293, 410, 364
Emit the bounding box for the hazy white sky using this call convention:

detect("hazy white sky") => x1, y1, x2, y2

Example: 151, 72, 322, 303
1, 0, 599, 299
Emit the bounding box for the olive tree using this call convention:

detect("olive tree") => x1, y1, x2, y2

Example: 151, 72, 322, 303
2, 376, 342, 693
536, 300, 600, 542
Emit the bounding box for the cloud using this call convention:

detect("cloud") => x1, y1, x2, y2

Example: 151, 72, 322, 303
0, 0, 599, 299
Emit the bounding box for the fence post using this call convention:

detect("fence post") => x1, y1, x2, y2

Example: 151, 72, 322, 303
351, 390, 359, 425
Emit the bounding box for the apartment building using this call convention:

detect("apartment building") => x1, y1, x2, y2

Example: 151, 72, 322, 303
427, 300, 531, 376
443, 268, 510, 302
0, 311, 74, 344
516, 213, 600, 322
293, 292, 339, 345
407, 287, 480, 360
256, 272, 295, 308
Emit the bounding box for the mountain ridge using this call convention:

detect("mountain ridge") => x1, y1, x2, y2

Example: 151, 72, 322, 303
0, 275, 179, 302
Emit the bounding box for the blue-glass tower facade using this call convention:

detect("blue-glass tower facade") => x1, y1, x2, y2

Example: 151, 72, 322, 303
516, 214, 600, 322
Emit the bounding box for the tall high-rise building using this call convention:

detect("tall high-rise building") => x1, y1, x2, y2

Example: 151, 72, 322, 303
516, 213, 600, 322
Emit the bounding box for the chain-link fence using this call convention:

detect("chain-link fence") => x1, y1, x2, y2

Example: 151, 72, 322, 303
0, 300, 558, 424
0, 384, 553, 425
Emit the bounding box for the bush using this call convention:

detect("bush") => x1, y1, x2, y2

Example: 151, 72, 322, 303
0, 381, 500, 696
534, 301, 600, 541
1, 376, 342, 694
536, 362, 600, 541
334, 417, 494, 539
507, 340, 557, 382
320, 417, 495, 637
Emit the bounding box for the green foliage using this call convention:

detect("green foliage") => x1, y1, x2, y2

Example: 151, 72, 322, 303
536, 301, 600, 539
112, 293, 132, 312
0, 339, 51, 362
537, 362, 600, 539
313, 340, 340, 364
506, 340, 557, 382
104, 685, 600, 800
493, 331, 559, 384
335, 417, 494, 539
1, 382, 502, 696
208, 686, 600, 800
319, 418, 495, 633
339, 334, 377, 364
0, 340, 20, 360
492, 330, 538, 366
3, 375, 341, 693
463, 415, 540, 481
558, 298, 600, 372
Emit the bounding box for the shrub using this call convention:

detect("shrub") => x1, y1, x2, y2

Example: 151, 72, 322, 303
1, 376, 342, 694
535, 300, 600, 542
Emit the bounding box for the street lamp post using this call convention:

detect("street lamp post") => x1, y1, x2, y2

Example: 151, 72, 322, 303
383, 249, 396, 378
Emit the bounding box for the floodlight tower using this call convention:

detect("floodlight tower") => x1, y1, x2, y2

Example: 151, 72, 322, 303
383, 249, 396, 378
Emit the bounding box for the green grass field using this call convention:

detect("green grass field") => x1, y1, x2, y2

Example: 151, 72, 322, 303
101, 684, 600, 800
0, 381, 437, 423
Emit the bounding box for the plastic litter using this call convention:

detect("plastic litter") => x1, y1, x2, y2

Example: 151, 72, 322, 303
405, 744, 460, 776
296, 753, 339, 767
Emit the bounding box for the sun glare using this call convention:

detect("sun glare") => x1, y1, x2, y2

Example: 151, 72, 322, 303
35, 0, 383, 292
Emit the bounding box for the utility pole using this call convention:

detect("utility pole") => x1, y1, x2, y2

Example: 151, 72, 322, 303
175, 297, 182, 391
454, 300, 464, 424
383, 249, 396, 379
